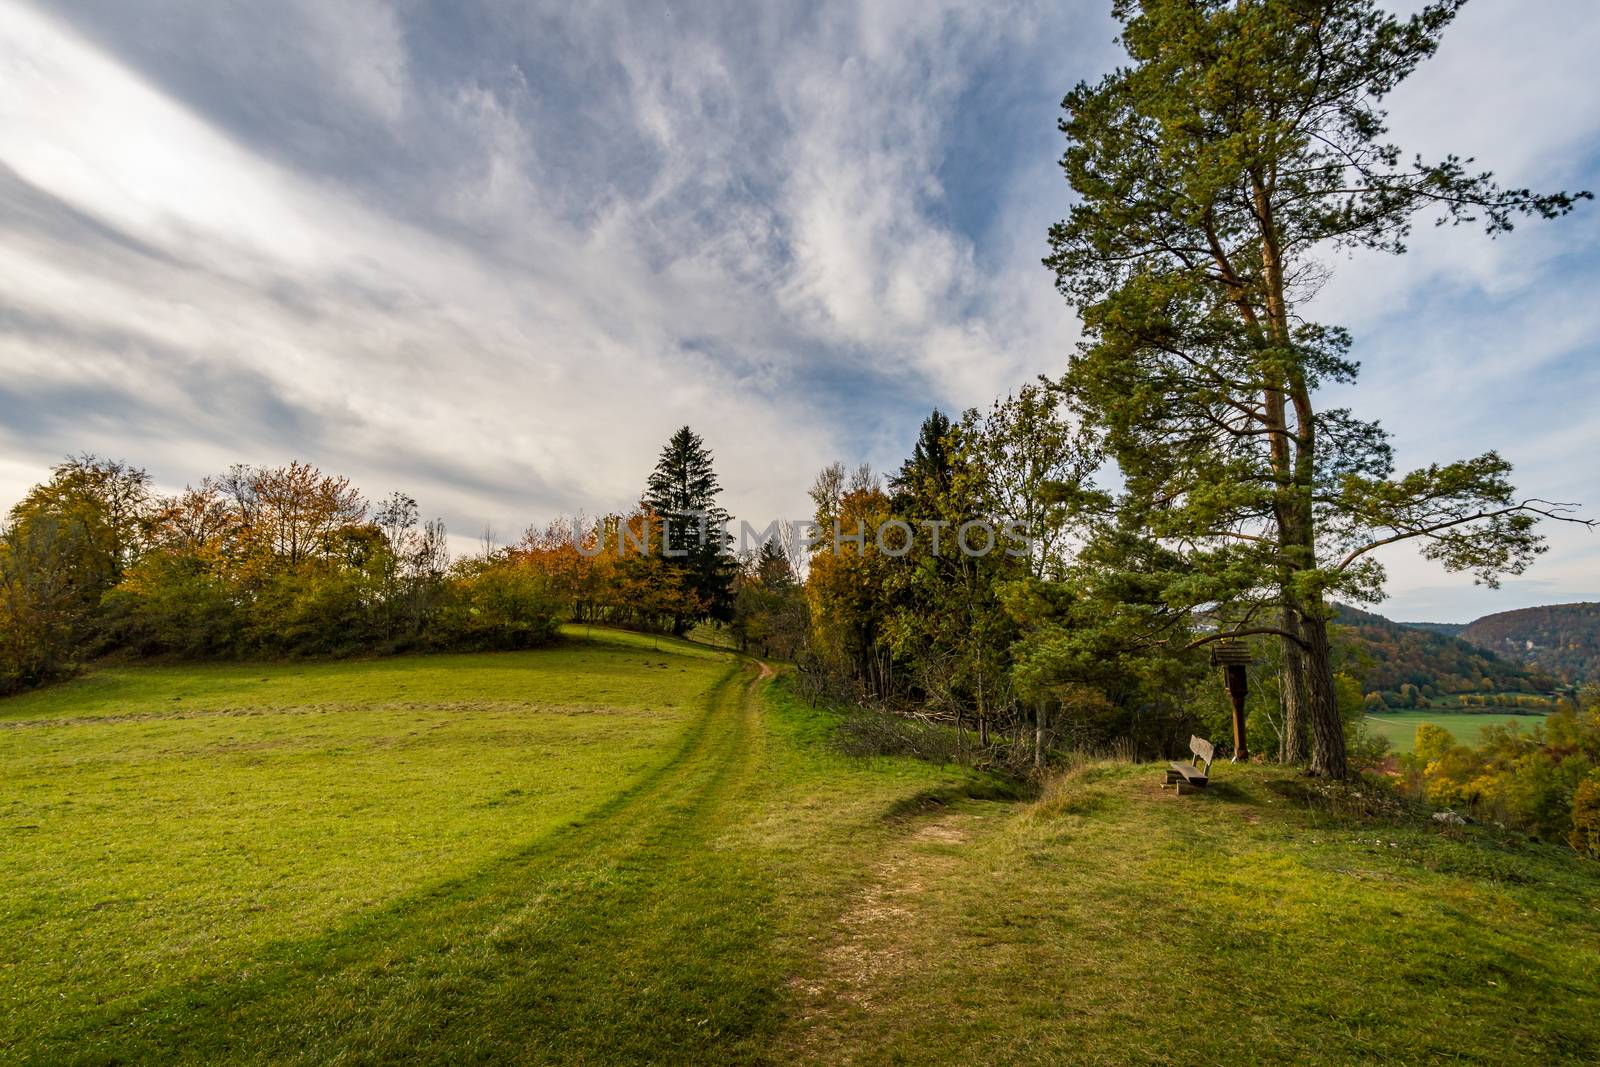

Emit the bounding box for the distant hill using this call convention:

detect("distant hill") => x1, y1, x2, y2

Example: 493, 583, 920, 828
1330, 604, 1552, 702
1458, 602, 1600, 684
1397, 621, 1466, 638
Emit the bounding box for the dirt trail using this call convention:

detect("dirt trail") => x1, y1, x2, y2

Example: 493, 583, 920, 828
783, 805, 983, 1058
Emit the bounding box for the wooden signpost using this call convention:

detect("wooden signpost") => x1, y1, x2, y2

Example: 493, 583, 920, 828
1209, 639, 1252, 762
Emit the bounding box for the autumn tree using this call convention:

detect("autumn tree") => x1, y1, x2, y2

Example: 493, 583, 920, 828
0, 456, 151, 689
805, 463, 898, 697
238, 462, 367, 570
1046, 0, 1590, 777
516, 517, 611, 622
371, 492, 450, 639
730, 539, 806, 658
107, 481, 244, 656
609, 509, 706, 632
7, 455, 151, 593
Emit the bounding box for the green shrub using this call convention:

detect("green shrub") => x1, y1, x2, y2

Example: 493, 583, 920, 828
1401, 709, 1600, 854
438, 562, 561, 651
1570, 775, 1600, 858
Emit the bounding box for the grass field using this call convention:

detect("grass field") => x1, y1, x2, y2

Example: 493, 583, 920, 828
4, 628, 1598, 1064
1365, 710, 1551, 753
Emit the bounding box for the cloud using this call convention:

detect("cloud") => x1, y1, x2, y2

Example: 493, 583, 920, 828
0, 0, 1100, 532
0, 0, 1594, 621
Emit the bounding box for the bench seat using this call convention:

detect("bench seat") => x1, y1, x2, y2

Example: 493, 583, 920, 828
1162, 736, 1215, 795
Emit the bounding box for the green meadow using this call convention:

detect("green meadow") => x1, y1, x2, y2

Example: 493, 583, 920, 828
3, 628, 1598, 1064
1365, 710, 1552, 754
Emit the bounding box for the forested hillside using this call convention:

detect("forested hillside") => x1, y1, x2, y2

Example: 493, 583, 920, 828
1398, 621, 1466, 638
1332, 604, 1553, 703
1459, 603, 1600, 684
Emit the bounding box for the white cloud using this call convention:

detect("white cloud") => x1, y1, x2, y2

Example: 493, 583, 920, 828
0, 0, 1593, 621
296, 0, 411, 126
0, 2, 838, 545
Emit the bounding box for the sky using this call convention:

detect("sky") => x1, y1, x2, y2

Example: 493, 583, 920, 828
0, 0, 1596, 623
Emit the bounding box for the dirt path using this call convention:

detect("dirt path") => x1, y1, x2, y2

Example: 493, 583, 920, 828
781, 802, 991, 1060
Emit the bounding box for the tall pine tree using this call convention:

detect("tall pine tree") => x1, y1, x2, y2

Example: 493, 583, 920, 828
1047, 0, 1589, 777
644, 426, 734, 631
889, 410, 955, 511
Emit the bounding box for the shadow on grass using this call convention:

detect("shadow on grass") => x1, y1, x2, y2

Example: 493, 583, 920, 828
1198, 778, 1253, 805
879, 777, 1028, 824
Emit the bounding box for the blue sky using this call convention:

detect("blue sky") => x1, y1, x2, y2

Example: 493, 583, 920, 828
0, 0, 1596, 622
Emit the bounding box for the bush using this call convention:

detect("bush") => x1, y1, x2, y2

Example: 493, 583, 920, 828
1401, 710, 1600, 854
1347, 720, 1393, 770
438, 562, 561, 651
1570, 775, 1600, 858
99, 555, 241, 657
836, 705, 963, 765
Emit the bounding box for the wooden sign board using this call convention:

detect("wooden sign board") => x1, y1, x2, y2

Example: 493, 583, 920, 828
1209, 641, 1253, 666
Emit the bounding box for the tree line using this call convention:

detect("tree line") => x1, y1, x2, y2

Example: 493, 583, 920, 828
1332, 604, 1552, 700
0, 428, 806, 696
0, 456, 555, 693
3, 1, 1593, 799
797, 0, 1591, 783
1459, 603, 1600, 684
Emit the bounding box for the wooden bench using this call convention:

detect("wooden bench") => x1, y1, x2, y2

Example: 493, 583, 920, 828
1164, 736, 1215, 796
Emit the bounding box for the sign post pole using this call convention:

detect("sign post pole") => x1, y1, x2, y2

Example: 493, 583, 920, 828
1210, 640, 1252, 763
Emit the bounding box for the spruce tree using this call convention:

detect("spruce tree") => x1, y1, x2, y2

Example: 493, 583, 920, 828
889, 410, 957, 514
644, 426, 734, 630
754, 538, 795, 590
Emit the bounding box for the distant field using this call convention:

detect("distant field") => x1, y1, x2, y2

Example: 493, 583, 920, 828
4, 629, 1598, 1063
1366, 710, 1550, 753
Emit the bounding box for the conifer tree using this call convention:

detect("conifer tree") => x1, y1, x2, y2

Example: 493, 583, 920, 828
1046, 0, 1590, 776
889, 410, 955, 511
644, 426, 734, 630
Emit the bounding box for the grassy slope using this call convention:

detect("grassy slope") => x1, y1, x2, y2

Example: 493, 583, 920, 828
1366, 710, 1550, 753
3, 629, 1598, 1064
0, 630, 732, 1056
1, 630, 974, 1063
785, 760, 1600, 1065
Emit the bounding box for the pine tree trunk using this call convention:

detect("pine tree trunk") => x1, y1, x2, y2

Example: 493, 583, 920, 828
1279, 607, 1310, 764
1253, 189, 1340, 778
1300, 609, 1347, 779
977, 649, 989, 748
1034, 701, 1047, 770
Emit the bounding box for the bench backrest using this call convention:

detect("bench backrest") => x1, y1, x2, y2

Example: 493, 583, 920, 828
1189, 735, 1215, 773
